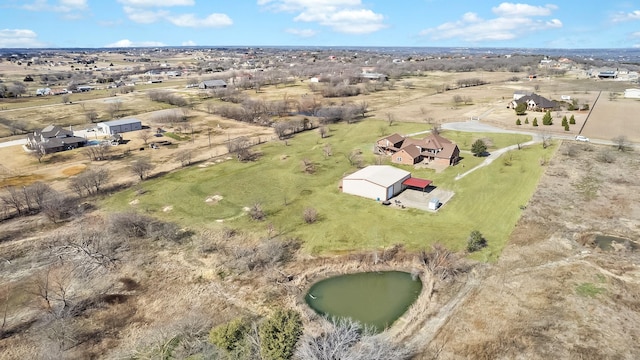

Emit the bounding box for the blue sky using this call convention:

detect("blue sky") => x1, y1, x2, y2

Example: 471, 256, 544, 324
1, 0, 639, 48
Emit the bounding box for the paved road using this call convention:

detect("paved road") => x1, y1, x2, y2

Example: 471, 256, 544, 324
0, 138, 27, 148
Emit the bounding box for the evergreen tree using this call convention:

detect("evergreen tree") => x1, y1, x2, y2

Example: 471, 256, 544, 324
561, 117, 568, 127
516, 118, 521, 125
524, 117, 529, 124
467, 230, 487, 252
471, 139, 487, 157
542, 110, 553, 125
259, 309, 302, 360
569, 114, 576, 124
564, 124, 570, 131
532, 118, 538, 127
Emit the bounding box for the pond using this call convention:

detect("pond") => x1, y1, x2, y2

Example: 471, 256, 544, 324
305, 271, 422, 331
594, 235, 638, 251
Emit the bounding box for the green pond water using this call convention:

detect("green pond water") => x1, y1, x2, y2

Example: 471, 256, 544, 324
594, 235, 638, 251
305, 271, 422, 331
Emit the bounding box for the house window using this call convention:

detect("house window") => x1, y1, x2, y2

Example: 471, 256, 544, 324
396, 157, 402, 162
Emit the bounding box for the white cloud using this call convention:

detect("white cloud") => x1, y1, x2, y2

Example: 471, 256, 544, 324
631, 31, 640, 38
22, 0, 87, 12
121, 2, 233, 28
182, 40, 197, 46
0, 29, 47, 48
116, 0, 194, 7
286, 28, 317, 37
104, 39, 166, 48
259, 0, 386, 34
123, 6, 168, 23
611, 10, 640, 23
167, 13, 233, 27
492, 3, 556, 17
420, 2, 562, 43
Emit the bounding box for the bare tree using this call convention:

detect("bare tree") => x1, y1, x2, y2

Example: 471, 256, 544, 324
274, 122, 290, 140
82, 142, 111, 161
107, 101, 122, 119
322, 143, 332, 159
386, 112, 395, 126
84, 108, 98, 123
347, 149, 364, 168
295, 317, 413, 360
318, 126, 328, 139
176, 150, 192, 167
0, 186, 24, 216
61, 94, 71, 104
227, 136, 253, 161
69, 168, 110, 196
131, 158, 154, 180
612, 135, 629, 152
30, 145, 46, 163
138, 130, 152, 145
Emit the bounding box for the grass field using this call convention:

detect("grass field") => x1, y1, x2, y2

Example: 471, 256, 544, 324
101, 119, 548, 260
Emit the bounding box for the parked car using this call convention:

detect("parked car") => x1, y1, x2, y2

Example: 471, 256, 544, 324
575, 135, 590, 142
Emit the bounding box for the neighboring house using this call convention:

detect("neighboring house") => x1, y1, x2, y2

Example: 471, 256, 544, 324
509, 93, 557, 111
26, 125, 87, 154
376, 133, 460, 167
513, 90, 532, 100
624, 89, 640, 99
359, 72, 388, 82
36, 88, 52, 96
342, 165, 411, 201
97, 118, 142, 135
199, 79, 227, 89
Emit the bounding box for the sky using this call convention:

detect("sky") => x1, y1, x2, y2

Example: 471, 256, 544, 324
0, 0, 639, 49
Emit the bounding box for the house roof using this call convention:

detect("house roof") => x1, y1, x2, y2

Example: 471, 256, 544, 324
40, 125, 73, 138
398, 145, 422, 159
379, 133, 405, 146
433, 143, 459, 159
98, 118, 142, 127
343, 165, 410, 188
516, 93, 556, 109
200, 79, 227, 87
403, 177, 432, 189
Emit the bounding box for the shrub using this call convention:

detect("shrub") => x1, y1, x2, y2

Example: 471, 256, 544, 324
515, 118, 521, 125
209, 318, 249, 352
259, 309, 302, 360
471, 139, 487, 157
524, 117, 529, 124
467, 230, 487, 252
249, 202, 265, 221
303, 207, 318, 224
596, 151, 615, 164
532, 118, 538, 127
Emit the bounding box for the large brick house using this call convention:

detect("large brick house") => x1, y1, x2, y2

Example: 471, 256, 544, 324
376, 133, 460, 167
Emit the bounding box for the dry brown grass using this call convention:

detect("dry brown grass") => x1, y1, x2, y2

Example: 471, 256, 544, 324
418, 141, 640, 359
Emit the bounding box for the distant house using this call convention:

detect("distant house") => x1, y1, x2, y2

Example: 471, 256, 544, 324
624, 89, 640, 99
598, 70, 617, 79
509, 93, 557, 111
513, 90, 532, 100
376, 133, 460, 167
97, 118, 142, 135
199, 79, 227, 89
36, 88, 52, 96
26, 125, 87, 154
359, 72, 388, 82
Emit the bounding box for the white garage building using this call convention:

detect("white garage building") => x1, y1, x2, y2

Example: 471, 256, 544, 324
342, 165, 411, 201
97, 118, 143, 135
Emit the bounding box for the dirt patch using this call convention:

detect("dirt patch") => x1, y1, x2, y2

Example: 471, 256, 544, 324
61, 164, 87, 177
0, 174, 45, 187
205, 194, 223, 204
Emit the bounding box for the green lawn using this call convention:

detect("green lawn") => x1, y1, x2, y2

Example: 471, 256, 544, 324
101, 120, 551, 260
